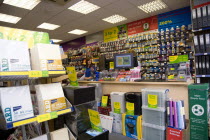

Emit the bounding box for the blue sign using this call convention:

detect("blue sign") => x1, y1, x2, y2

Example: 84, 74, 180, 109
158, 7, 191, 31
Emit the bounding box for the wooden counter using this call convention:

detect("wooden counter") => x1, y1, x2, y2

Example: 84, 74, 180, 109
79, 80, 194, 119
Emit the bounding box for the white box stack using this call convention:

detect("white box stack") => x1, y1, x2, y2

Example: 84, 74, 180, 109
141, 88, 168, 140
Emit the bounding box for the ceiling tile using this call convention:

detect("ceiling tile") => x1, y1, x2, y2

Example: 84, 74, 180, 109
47, 10, 83, 26
0, 4, 30, 17
103, 0, 135, 14
87, 0, 119, 7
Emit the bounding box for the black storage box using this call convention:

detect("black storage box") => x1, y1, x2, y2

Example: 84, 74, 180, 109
125, 92, 142, 115
78, 129, 109, 140
63, 86, 95, 105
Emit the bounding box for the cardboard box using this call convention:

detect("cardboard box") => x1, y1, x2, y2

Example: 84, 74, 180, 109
188, 84, 209, 140
167, 121, 189, 140
30, 43, 63, 70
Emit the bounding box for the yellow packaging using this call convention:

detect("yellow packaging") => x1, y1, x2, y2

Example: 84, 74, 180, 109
44, 97, 66, 113
40, 59, 63, 70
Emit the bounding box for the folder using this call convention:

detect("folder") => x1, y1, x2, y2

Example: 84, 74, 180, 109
205, 33, 210, 52
202, 6, 208, 27
193, 35, 200, 53
199, 34, 205, 53
208, 5, 210, 27
199, 56, 203, 74
202, 55, 206, 74
173, 101, 178, 128
192, 9, 198, 30
195, 56, 199, 75
205, 56, 210, 74
197, 7, 202, 29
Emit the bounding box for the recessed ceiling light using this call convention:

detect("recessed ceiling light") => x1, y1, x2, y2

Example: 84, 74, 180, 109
102, 15, 127, 24
138, 0, 167, 13
51, 39, 62, 43
0, 13, 21, 24
3, 0, 41, 10
68, 0, 100, 14
37, 23, 60, 30
68, 29, 88, 35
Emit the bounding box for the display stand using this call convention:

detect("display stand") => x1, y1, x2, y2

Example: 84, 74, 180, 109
0, 70, 74, 140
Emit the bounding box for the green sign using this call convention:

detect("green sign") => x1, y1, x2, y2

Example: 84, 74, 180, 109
114, 102, 121, 114
169, 55, 188, 64
88, 109, 103, 132
117, 24, 128, 39
50, 111, 58, 119
126, 102, 134, 115
42, 71, 49, 77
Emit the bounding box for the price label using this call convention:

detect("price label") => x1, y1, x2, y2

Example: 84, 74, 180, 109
29, 71, 42, 77
57, 108, 71, 115
126, 102, 134, 115
50, 111, 58, 119
148, 94, 158, 108
101, 96, 108, 107
42, 71, 49, 77
114, 102, 121, 114
37, 113, 51, 123
13, 117, 37, 127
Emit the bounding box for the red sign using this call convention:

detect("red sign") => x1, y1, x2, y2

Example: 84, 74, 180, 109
127, 16, 158, 35
167, 127, 183, 140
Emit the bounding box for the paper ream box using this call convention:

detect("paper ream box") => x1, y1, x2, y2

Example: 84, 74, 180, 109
31, 135, 48, 140
0, 39, 31, 71
50, 128, 69, 140
0, 85, 34, 123
35, 83, 67, 114
30, 43, 63, 70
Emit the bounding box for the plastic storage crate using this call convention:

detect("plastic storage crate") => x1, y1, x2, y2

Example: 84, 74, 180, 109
142, 122, 165, 140
142, 106, 166, 127
142, 88, 168, 109
111, 92, 126, 113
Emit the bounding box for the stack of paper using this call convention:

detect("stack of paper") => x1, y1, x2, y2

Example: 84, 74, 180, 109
50, 128, 69, 140
31, 135, 48, 140
30, 43, 63, 70
35, 83, 67, 114
0, 86, 34, 123
0, 39, 31, 71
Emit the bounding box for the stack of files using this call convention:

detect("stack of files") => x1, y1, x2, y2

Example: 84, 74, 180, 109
195, 55, 210, 75
141, 88, 168, 140
194, 33, 210, 53
192, 4, 210, 30
166, 99, 186, 129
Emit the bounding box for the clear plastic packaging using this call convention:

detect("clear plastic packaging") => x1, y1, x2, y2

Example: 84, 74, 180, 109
142, 106, 166, 126
142, 122, 165, 140
142, 88, 168, 109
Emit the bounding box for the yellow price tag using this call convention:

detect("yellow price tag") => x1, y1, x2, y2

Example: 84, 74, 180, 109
37, 113, 51, 123
114, 102, 121, 114
101, 96, 108, 107
13, 117, 37, 127
29, 71, 42, 77
148, 94, 158, 108
126, 102, 134, 115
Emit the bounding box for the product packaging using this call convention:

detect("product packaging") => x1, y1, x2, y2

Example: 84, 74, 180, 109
0, 86, 34, 125
30, 43, 63, 70
0, 39, 31, 71
122, 114, 142, 140
35, 83, 67, 114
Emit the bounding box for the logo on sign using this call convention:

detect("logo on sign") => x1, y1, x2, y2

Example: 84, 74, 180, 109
51, 99, 57, 104
13, 106, 22, 111
192, 104, 204, 116
4, 107, 12, 122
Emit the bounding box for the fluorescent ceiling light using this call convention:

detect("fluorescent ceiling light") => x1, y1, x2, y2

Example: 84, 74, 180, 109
0, 13, 21, 24
68, 0, 100, 14
138, 0, 167, 13
68, 29, 88, 35
103, 15, 127, 24
37, 23, 60, 30
51, 39, 62, 43
3, 0, 41, 10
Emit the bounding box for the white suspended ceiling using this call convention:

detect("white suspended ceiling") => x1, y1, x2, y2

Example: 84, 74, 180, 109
0, 0, 190, 43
